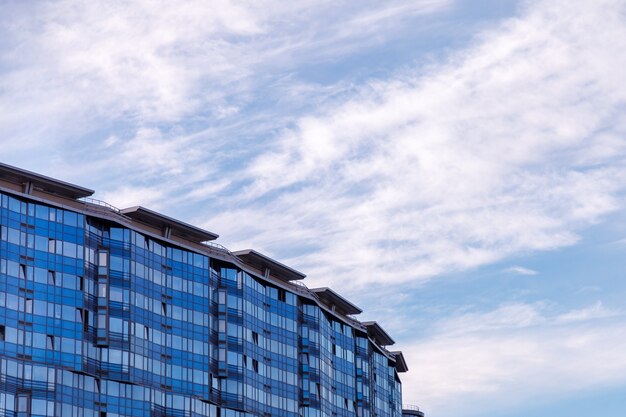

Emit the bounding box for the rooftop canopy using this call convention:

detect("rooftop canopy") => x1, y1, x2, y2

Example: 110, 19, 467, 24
0, 162, 94, 199
310, 287, 362, 315
120, 206, 219, 243
233, 249, 306, 282
391, 351, 408, 373
362, 321, 395, 346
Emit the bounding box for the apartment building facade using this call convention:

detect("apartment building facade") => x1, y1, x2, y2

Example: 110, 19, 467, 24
0, 163, 406, 417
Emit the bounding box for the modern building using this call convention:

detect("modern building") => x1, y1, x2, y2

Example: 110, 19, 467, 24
0, 162, 408, 417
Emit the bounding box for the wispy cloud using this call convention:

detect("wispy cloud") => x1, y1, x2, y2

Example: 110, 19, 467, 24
555, 300, 618, 323
504, 265, 538, 275
202, 0, 626, 289
434, 302, 546, 334
0, 0, 450, 148
400, 302, 626, 417
0, 0, 453, 219
2, 0, 625, 290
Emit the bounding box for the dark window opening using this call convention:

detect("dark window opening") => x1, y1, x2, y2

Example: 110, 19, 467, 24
83, 310, 89, 332
0, 325, 5, 341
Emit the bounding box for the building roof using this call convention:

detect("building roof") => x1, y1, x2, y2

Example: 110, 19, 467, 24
120, 206, 219, 242
362, 321, 395, 346
310, 287, 362, 315
391, 351, 408, 373
233, 249, 306, 282
0, 162, 94, 199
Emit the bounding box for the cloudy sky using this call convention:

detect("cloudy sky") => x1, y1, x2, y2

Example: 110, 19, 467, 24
2, 0, 626, 416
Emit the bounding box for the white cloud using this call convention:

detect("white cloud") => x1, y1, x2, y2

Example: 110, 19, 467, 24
504, 265, 538, 275
99, 185, 167, 211
399, 302, 626, 417
556, 300, 618, 323
0, 0, 457, 230
2, 0, 624, 291
204, 0, 626, 289
0, 0, 450, 150
434, 303, 546, 334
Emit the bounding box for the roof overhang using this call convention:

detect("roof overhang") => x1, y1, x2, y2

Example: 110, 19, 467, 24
0, 162, 94, 199
362, 321, 395, 346
391, 351, 408, 373
120, 206, 219, 243
310, 287, 362, 315
233, 249, 306, 282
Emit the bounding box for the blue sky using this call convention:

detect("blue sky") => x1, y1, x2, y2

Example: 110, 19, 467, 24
2, 0, 626, 416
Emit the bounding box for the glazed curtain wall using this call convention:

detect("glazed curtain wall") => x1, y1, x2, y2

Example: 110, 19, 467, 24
0, 191, 402, 417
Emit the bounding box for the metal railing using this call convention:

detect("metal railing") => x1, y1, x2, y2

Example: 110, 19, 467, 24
80, 197, 136, 221
200, 241, 232, 255
402, 405, 424, 414
291, 280, 319, 299
80, 197, 123, 213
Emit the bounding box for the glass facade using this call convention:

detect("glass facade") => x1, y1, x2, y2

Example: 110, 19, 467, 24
0, 182, 404, 417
